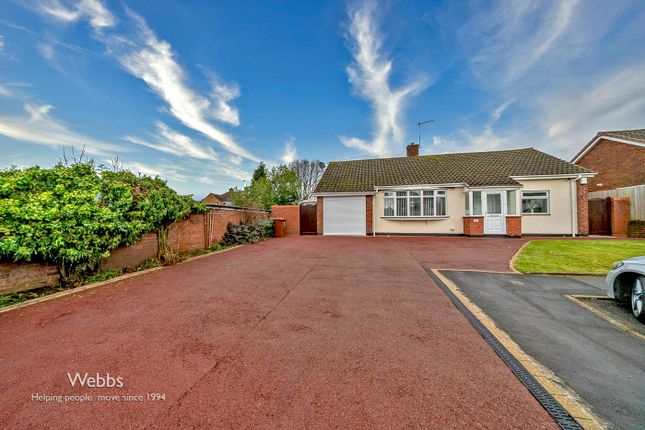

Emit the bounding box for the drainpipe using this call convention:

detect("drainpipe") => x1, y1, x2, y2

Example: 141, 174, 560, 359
570, 175, 581, 237
373, 187, 378, 237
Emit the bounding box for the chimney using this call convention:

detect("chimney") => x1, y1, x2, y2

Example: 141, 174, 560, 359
406, 143, 419, 157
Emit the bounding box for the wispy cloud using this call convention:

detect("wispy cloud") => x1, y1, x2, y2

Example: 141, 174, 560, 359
123, 121, 218, 161
32, 1, 257, 162
431, 0, 645, 158
0, 103, 125, 155
340, 1, 429, 157
281, 136, 297, 164
37, 0, 116, 30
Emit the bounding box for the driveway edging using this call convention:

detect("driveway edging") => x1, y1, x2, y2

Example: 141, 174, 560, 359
0, 245, 244, 315
566, 294, 645, 341
431, 269, 606, 430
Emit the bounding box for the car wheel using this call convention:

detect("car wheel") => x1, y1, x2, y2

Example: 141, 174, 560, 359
632, 276, 645, 323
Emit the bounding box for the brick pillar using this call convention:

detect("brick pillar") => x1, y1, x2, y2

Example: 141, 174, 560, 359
505, 216, 522, 237
366, 195, 373, 235
316, 196, 324, 235
576, 181, 589, 236
463, 217, 484, 236
610, 198, 630, 237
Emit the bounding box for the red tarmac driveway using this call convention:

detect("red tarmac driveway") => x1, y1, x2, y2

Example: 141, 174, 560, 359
0, 236, 554, 429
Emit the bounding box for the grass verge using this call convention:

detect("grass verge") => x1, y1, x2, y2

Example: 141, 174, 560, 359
514, 240, 645, 275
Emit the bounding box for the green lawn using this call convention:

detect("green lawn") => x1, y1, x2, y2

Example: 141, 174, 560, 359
514, 240, 645, 275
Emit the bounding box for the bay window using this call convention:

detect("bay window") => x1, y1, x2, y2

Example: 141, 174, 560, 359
383, 190, 447, 217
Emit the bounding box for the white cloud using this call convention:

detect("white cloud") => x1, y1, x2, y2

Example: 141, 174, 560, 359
340, 1, 429, 157
38, 0, 116, 30
37, 42, 56, 60
0, 35, 4, 52
0, 103, 125, 156
102, 7, 257, 161
210, 81, 240, 126
124, 121, 219, 161
281, 137, 297, 164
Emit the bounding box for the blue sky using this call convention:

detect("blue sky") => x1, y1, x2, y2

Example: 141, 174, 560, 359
1, 0, 644, 198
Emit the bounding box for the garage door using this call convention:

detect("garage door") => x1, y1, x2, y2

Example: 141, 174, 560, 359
323, 196, 366, 236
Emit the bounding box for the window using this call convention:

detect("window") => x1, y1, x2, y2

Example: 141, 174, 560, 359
472, 191, 482, 216
464, 192, 470, 215
383, 190, 447, 217
522, 191, 549, 214
507, 190, 518, 215
384, 192, 395, 216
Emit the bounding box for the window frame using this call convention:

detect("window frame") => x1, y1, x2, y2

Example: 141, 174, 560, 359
382, 189, 447, 218
521, 190, 550, 215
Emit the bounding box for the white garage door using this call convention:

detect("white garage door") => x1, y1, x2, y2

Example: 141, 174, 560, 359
323, 196, 366, 236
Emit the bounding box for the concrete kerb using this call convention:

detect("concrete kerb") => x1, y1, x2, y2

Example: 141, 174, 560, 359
566, 294, 645, 341
431, 269, 607, 430
0, 245, 244, 315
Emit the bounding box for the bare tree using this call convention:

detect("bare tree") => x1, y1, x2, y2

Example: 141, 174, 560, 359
288, 159, 326, 200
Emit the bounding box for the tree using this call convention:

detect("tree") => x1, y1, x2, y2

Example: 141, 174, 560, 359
230, 163, 302, 210
288, 160, 326, 200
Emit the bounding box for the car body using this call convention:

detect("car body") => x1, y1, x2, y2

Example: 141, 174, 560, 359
606, 256, 645, 322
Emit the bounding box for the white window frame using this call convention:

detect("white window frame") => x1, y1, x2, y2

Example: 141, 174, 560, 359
521, 190, 550, 215
383, 189, 447, 218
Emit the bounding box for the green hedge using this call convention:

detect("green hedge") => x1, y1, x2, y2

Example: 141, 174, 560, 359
0, 162, 204, 282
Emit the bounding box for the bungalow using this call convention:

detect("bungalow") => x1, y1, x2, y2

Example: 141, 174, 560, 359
312, 144, 595, 237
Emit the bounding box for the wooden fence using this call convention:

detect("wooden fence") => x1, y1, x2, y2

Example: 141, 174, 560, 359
588, 184, 645, 220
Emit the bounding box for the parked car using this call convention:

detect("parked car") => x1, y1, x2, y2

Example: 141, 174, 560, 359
606, 256, 645, 322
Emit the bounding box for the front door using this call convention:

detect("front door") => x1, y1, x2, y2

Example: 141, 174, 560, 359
484, 192, 505, 234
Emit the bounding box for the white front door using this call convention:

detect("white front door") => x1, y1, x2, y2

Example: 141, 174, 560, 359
484, 192, 505, 234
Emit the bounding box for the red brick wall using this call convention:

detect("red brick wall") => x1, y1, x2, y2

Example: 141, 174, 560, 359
628, 221, 645, 238
610, 198, 630, 237
168, 213, 206, 254
506, 216, 522, 237
316, 197, 324, 235
366, 196, 373, 235
270, 205, 300, 235
577, 181, 589, 236
463, 217, 484, 236
101, 233, 158, 271
577, 139, 645, 192
0, 263, 60, 295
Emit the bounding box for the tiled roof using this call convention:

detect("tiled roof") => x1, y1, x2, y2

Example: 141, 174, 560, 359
571, 128, 645, 162
314, 148, 593, 193
600, 129, 645, 143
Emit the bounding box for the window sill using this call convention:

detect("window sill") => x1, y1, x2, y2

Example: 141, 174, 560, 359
522, 213, 551, 216
381, 216, 449, 220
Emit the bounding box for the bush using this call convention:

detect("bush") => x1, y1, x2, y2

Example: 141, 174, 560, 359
221, 219, 274, 246
0, 162, 204, 283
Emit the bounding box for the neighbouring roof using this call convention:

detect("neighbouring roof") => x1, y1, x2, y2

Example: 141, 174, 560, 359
201, 193, 222, 205
314, 148, 593, 193
201, 189, 235, 205
572, 128, 645, 162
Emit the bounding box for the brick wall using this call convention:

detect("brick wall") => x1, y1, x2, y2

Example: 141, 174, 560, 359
610, 198, 630, 237
316, 197, 324, 235
101, 233, 158, 271
366, 196, 373, 235
505, 216, 522, 237
1, 207, 268, 295
577, 139, 645, 192
463, 217, 484, 236
270, 205, 300, 235
577, 181, 589, 236
0, 263, 60, 295
628, 221, 645, 238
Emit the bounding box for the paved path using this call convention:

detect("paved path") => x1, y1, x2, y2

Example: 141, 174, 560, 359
0, 237, 553, 429
443, 270, 645, 430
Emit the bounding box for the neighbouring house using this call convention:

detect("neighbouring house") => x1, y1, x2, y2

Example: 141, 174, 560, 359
201, 189, 235, 206
312, 144, 595, 237
571, 129, 645, 193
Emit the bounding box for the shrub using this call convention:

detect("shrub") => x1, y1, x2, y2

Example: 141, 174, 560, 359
0, 162, 204, 283
221, 219, 274, 246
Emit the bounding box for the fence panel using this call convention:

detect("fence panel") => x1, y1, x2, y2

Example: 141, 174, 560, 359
588, 184, 645, 220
